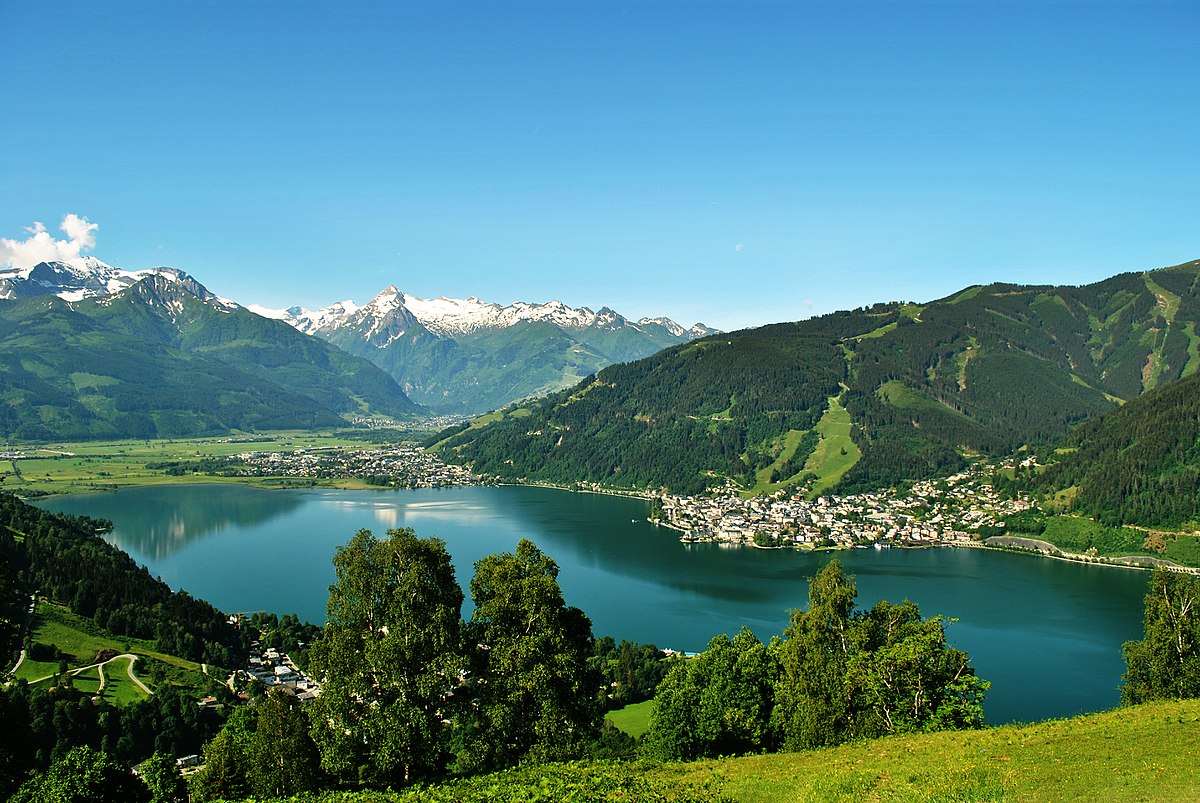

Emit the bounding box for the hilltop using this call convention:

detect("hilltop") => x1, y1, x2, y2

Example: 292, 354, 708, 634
434, 259, 1200, 495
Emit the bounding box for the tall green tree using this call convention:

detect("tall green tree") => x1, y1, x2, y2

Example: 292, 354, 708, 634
457, 538, 602, 773
641, 628, 778, 760
1122, 567, 1200, 704
308, 528, 464, 787
138, 751, 186, 803
773, 559, 986, 749
188, 709, 254, 803
847, 601, 988, 736
247, 689, 323, 797
773, 559, 857, 750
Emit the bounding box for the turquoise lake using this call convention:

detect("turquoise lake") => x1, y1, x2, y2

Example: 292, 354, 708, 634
39, 483, 1151, 725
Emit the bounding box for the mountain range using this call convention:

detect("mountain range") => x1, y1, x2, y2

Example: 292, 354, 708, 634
0, 264, 421, 440
0, 257, 715, 436
253, 289, 716, 415
433, 259, 1200, 496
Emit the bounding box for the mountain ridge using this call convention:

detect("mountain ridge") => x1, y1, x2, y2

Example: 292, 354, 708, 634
259, 285, 719, 415
0, 270, 422, 440
4, 257, 717, 416
433, 259, 1200, 495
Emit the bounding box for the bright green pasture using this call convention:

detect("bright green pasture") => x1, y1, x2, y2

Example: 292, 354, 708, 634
606, 699, 655, 738
803, 396, 860, 498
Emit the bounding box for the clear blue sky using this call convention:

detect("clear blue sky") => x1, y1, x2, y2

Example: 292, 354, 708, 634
2, 1, 1196, 330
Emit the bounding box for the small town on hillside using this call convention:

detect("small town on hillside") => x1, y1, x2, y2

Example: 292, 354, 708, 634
651, 459, 1036, 549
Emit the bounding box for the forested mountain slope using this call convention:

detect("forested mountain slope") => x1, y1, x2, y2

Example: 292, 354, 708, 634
435, 260, 1200, 494
0, 273, 421, 440
1025, 369, 1200, 528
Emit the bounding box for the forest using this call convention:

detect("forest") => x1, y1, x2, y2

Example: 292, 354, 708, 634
436, 263, 1200, 496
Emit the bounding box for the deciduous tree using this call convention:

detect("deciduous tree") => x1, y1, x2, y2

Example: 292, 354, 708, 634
1122, 567, 1200, 704
308, 528, 464, 787
456, 538, 601, 772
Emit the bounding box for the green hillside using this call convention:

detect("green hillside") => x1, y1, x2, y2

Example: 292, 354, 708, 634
436, 260, 1200, 494
1025, 368, 1200, 529
0, 275, 421, 441
199, 699, 1200, 802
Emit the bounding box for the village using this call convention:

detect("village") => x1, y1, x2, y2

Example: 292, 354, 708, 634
232, 444, 480, 488
651, 459, 1035, 550
227, 640, 322, 704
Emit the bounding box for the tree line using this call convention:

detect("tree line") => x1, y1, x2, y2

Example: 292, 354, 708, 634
642, 559, 988, 760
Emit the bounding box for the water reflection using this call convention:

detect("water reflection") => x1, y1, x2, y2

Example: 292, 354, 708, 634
42, 484, 304, 560
37, 483, 1150, 725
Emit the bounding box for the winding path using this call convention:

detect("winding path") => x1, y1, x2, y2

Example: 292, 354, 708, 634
24, 653, 153, 697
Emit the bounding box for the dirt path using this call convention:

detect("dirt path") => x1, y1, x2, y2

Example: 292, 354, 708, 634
25, 652, 153, 696
4, 595, 37, 685
120, 654, 152, 695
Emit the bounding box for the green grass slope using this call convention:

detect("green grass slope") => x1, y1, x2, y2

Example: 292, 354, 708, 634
230, 699, 1200, 802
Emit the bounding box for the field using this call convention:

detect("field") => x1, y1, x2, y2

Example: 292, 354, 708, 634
0, 430, 429, 497
803, 395, 860, 498
13, 601, 212, 702
260, 699, 1200, 802
657, 698, 1200, 802
606, 699, 655, 738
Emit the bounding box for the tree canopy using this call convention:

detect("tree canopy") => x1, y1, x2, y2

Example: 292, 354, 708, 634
307, 528, 464, 787
643, 559, 987, 760
1122, 568, 1200, 705
457, 539, 602, 773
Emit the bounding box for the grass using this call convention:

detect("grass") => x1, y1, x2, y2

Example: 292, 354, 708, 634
606, 699, 655, 738
0, 431, 419, 496
99, 655, 151, 704
1183, 322, 1200, 379
854, 321, 898, 340
14, 601, 207, 701
803, 396, 860, 498
747, 429, 810, 495
268, 700, 1200, 802
656, 699, 1200, 802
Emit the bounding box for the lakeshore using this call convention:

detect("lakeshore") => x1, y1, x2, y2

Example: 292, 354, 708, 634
38, 482, 1153, 724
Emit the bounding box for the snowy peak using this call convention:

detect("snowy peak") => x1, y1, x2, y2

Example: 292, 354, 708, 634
112, 269, 238, 316
289, 286, 717, 345
0, 258, 222, 307
637, 316, 686, 337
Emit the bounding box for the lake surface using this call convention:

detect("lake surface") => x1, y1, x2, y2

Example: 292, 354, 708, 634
39, 483, 1151, 725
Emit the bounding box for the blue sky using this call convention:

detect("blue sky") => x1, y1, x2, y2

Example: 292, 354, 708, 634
2, 1, 1196, 330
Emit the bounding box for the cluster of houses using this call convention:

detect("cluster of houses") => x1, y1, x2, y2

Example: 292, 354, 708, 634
230, 641, 322, 703
653, 460, 1035, 549
232, 445, 479, 488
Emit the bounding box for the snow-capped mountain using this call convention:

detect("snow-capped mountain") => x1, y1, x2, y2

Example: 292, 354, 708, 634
1, 255, 718, 417
0, 258, 240, 310
265, 285, 719, 415
271, 286, 716, 343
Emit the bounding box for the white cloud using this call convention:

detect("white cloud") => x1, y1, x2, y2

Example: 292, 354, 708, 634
0, 214, 99, 268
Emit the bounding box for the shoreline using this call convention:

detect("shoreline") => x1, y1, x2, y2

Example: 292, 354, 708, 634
20, 473, 1199, 575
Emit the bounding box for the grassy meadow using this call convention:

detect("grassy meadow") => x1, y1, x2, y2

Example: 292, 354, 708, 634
13, 601, 214, 702
0, 430, 427, 497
